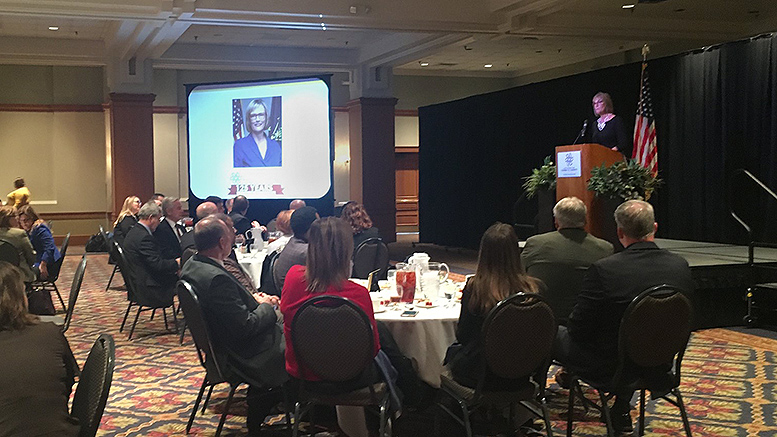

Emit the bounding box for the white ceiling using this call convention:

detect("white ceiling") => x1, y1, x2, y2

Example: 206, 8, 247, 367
0, 0, 774, 80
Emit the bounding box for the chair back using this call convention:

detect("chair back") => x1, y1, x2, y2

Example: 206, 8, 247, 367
176, 280, 228, 382
481, 292, 556, 381
0, 239, 20, 266
71, 333, 115, 437
618, 284, 693, 372
525, 262, 588, 325
352, 238, 389, 279
62, 255, 87, 332
181, 247, 197, 266
112, 241, 137, 301
260, 249, 281, 296
291, 295, 375, 381
48, 232, 70, 282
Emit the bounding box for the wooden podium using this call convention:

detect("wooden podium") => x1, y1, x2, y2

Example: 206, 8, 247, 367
555, 143, 624, 239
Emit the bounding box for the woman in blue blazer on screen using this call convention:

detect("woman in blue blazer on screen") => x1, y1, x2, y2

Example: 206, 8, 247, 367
233, 99, 282, 167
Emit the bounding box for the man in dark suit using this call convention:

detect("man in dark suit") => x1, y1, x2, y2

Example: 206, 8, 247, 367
122, 202, 180, 308
154, 197, 185, 259
180, 201, 219, 252
521, 196, 614, 324
229, 195, 257, 235
554, 199, 694, 434
181, 216, 286, 434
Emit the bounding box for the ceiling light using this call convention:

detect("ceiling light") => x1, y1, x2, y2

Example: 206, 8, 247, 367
319, 13, 323, 18
48, 26, 59, 31
420, 62, 429, 67
622, 4, 635, 9
484, 64, 493, 68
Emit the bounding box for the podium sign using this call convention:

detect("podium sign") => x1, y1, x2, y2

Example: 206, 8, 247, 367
555, 143, 624, 238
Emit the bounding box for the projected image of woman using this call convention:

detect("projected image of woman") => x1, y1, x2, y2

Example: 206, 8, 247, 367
233, 99, 282, 167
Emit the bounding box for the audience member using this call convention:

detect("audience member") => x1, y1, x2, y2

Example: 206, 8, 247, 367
181, 216, 286, 433
214, 213, 257, 291
151, 193, 165, 205
280, 217, 380, 384
229, 195, 265, 236
266, 199, 305, 232
446, 222, 542, 389
341, 201, 380, 251
521, 196, 613, 323
225, 197, 234, 214
6, 177, 30, 208
266, 210, 293, 254
554, 199, 694, 434
0, 206, 36, 282
204, 196, 225, 214
181, 201, 218, 251
122, 202, 179, 308
112, 196, 141, 246
273, 206, 317, 289
17, 205, 61, 280
0, 261, 80, 436
154, 197, 185, 259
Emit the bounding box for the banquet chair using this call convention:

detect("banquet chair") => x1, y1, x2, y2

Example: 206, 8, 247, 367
565, 284, 693, 437
291, 295, 391, 437
176, 280, 290, 436
114, 241, 178, 340
525, 262, 588, 325
0, 239, 20, 266
436, 292, 556, 437
32, 232, 70, 312
70, 333, 116, 437
39, 254, 87, 332
261, 249, 282, 296
99, 226, 121, 291
352, 238, 389, 280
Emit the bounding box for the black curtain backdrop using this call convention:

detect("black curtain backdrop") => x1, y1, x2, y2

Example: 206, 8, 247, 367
419, 33, 777, 249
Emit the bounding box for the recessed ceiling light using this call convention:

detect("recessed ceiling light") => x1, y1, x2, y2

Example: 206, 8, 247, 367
48, 26, 59, 31
484, 64, 493, 68
535, 50, 543, 53
674, 8, 686, 12
319, 13, 323, 18
622, 4, 635, 9
322, 26, 327, 31
420, 62, 429, 67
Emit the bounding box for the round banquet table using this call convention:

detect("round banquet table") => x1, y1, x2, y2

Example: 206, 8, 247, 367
235, 249, 267, 289
375, 301, 460, 388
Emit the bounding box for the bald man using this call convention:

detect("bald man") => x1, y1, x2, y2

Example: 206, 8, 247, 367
180, 201, 219, 251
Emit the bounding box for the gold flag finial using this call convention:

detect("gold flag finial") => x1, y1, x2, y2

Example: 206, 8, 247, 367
641, 44, 650, 62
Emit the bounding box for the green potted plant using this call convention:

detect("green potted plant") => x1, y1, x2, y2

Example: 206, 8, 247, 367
523, 156, 557, 233
587, 159, 662, 200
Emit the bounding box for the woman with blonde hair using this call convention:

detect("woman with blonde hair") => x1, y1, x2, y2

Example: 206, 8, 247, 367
0, 261, 79, 435
17, 205, 61, 280
112, 195, 141, 246
341, 201, 381, 251
447, 222, 542, 388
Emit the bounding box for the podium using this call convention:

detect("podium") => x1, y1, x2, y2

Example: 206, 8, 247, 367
555, 143, 624, 239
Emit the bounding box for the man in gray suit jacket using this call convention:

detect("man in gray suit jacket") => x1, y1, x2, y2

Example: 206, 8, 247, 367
521, 197, 613, 324
181, 216, 287, 434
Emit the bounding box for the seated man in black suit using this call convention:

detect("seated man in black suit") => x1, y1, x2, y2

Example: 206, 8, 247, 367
122, 202, 180, 308
521, 196, 614, 324
229, 195, 266, 236
554, 199, 694, 434
154, 196, 185, 259
180, 201, 219, 252
181, 216, 286, 434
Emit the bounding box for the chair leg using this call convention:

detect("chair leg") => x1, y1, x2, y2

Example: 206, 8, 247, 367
202, 385, 215, 413
457, 398, 472, 437
150, 308, 156, 321
673, 388, 693, 437
540, 398, 554, 437
566, 380, 576, 437
163, 308, 169, 330
106, 264, 118, 291
128, 307, 143, 340
282, 386, 294, 437
379, 392, 389, 437
171, 304, 179, 334
119, 302, 133, 332
293, 401, 302, 437
216, 384, 239, 437
639, 389, 646, 436
598, 391, 615, 437
53, 283, 66, 312
179, 322, 188, 345
187, 378, 209, 433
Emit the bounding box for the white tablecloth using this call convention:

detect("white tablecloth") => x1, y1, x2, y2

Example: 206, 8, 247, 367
375, 302, 459, 388
236, 250, 267, 289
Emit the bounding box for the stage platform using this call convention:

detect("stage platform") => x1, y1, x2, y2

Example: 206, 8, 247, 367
655, 238, 777, 267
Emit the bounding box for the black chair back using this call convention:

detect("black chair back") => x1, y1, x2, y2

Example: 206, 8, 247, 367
62, 255, 87, 332
482, 292, 556, 381
71, 334, 115, 437
176, 280, 228, 383
291, 295, 374, 382
525, 262, 588, 325
260, 249, 281, 296
0, 239, 20, 266
47, 232, 70, 281
618, 284, 693, 375
112, 241, 137, 301
352, 238, 389, 279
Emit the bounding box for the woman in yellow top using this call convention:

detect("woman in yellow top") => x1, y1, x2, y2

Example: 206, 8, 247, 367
6, 178, 30, 207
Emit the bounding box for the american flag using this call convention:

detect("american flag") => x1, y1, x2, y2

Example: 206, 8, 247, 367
232, 100, 244, 141
632, 62, 657, 176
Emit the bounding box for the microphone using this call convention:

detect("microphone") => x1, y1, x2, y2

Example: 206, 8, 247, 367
573, 119, 588, 144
